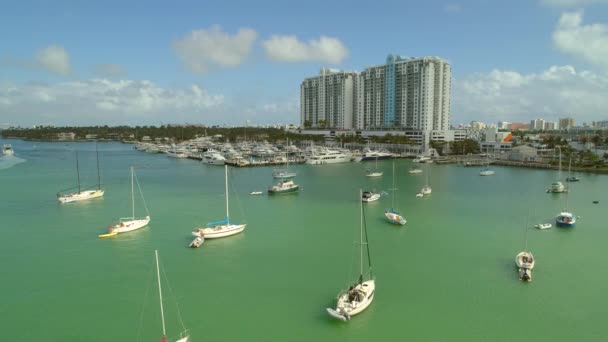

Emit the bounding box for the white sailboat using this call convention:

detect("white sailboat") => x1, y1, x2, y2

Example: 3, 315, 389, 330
556, 174, 576, 228
100, 166, 150, 237
515, 217, 535, 281
155, 250, 190, 342
419, 163, 432, 195
326, 189, 376, 321
57, 146, 105, 203
384, 161, 406, 225
565, 157, 580, 182
192, 165, 246, 240
365, 156, 383, 177
273, 139, 297, 178
548, 148, 566, 193
2, 144, 14, 155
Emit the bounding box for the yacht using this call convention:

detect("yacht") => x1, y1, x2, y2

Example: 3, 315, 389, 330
2, 144, 14, 155
356, 149, 393, 162
412, 155, 432, 163
202, 150, 226, 165
306, 148, 352, 165
166, 146, 188, 158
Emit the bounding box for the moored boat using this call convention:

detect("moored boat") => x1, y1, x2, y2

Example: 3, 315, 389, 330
515, 251, 535, 282
268, 179, 300, 194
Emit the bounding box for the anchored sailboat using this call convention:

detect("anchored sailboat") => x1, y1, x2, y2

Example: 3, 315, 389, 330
515, 217, 535, 281
57, 145, 105, 203
192, 165, 246, 240
384, 161, 406, 225
326, 189, 375, 321
556, 174, 576, 228
365, 156, 383, 177
155, 250, 190, 342
273, 138, 297, 179
419, 163, 432, 196
100, 166, 150, 237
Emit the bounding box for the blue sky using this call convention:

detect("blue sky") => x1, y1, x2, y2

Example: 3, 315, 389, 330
1, 0, 608, 127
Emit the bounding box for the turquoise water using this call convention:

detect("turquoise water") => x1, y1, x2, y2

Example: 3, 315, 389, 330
1, 138, 606, 341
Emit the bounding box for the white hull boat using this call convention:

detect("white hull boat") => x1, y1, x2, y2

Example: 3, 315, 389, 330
189, 236, 204, 248
420, 186, 432, 195
58, 189, 105, 203
362, 191, 380, 202
191, 165, 246, 243
2, 144, 14, 155
385, 210, 406, 225
480, 169, 495, 176
534, 223, 552, 230
408, 168, 422, 174
154, 251, 191, 342
515, 251, 535, 282
201, 151, 226, 165
366, 172, 383, 177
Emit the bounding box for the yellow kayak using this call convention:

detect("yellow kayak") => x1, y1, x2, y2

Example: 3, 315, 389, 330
98, 232, 118, 238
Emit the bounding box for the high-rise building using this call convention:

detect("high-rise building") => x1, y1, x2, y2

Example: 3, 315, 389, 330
497, 121, 511, 129
530, 118, 545, 130
355, 55, 451, 131
544, 121, 558, 130
559, 117, 575, 129
300, 68, 357, 129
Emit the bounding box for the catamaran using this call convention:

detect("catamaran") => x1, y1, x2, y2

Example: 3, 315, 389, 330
384, 161, 406, 225
192, 165, 246, 240
57, 146, 105, 203
99, 166, 150, 237
326, 190, 375, 321
154, 251, 190, 342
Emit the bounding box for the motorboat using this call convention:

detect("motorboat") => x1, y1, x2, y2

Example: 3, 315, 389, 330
189, 236, 204, 248
365, 171, 383, 177
479, 166, 495, 176
548, 181, 566, 193
515, 251, 535, 282
361, 191, 380, 202
201, 150, 226, 165
268, 179, 300, 194
249, 191, 263, 195
556, 212, 576, 227
412, 155, 432, 163
2, 144, 14, 155
408, 168, 422, 174
565, 176, 580, 182
356, 149, 393, 162
534, 223, 552, 230
306, 148, 352, 165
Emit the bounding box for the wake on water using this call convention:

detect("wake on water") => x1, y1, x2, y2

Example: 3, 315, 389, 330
0, 155, 26, 170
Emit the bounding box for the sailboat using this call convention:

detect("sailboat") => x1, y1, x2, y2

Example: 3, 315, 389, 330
565, 157, 579, 182
99, 166, 150, 238
515, 219, 535, 281
384, 161, 406, 225
273, 139, 297, 179
556, 176, 576, 228
154, 250, 190, 342
192, 165, 246, 239
365, 156, 383, 177
419, 163, 432, 195
326, 189, 375, 321
548, 148, 566, 193
57, 145, 105, 203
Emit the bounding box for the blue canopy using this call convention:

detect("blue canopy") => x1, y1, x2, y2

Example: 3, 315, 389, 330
208, 217, 229, 226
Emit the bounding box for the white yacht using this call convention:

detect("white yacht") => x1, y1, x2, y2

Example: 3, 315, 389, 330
412, 155, 432, 163
306, 148, 352, 165
166, 146, 188, 158
201, 150, 226, 165
2, 144, 14, 155
356, 149, 393, 162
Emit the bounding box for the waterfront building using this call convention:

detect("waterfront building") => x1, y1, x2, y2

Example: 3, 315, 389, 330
559, 117, 575, 130
300, 68, 357, 130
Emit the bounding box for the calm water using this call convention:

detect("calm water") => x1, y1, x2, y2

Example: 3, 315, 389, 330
1, 138, 606, 341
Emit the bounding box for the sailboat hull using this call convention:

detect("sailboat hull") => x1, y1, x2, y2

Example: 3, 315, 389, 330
111, 216, 150, 234
193, 223, 246, 239
328, 280, 375, 320
385, 212, 406, 225
57, 189, 105, 203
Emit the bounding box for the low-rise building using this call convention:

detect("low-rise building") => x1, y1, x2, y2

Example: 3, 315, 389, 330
57, 132, 76, 140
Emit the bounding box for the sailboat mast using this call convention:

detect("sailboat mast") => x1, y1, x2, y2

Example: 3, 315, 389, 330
225, 165, 229, 222
96, 142, 101, 190
76, 150, 81, 194
359, 189, 364, 278
391, 160, 395, 207
131, 166, 135, 220
155, 250, 167, 337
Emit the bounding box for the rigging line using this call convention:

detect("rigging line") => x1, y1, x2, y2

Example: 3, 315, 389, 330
136, 261, 155, 342
160, 258, 188, 333
134, 170, 150, 216
362, 201, 373, 277
228, 168, 248, 222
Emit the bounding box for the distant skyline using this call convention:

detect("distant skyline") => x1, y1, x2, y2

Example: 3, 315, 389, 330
1, 0, 608, 127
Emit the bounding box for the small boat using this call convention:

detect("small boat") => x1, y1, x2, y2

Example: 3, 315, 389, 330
268, 179, 300, 194
565, 157, 579, 182
249, 191, 263, 195
2, 144, 14, 155
361, 191, 380, 202
192, 165, 247, 239
593, 200, 599, 204
565, 176, 580, 182
556, 212, 576, 227
100, 166, 150, 237
189, 236, 204, 248
534, 223, 552, 230
326, 189, 375, 321
408, 168, 422, 174
415, 193, 423, 198
515, 251, 535, 282
547, 181, 566, 193
154, 251, 191, 342
479, 165, 495, 176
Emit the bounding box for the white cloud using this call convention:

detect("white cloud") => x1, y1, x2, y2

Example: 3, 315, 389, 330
262, 35, 348, 64
36, 45, 70, 76
541, 0, 608, 6
453, 65, 608, 123
173, 25, 257, 73
93, 64, 127, 78
0, 79, 225, 125
553, 11, 608, 69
